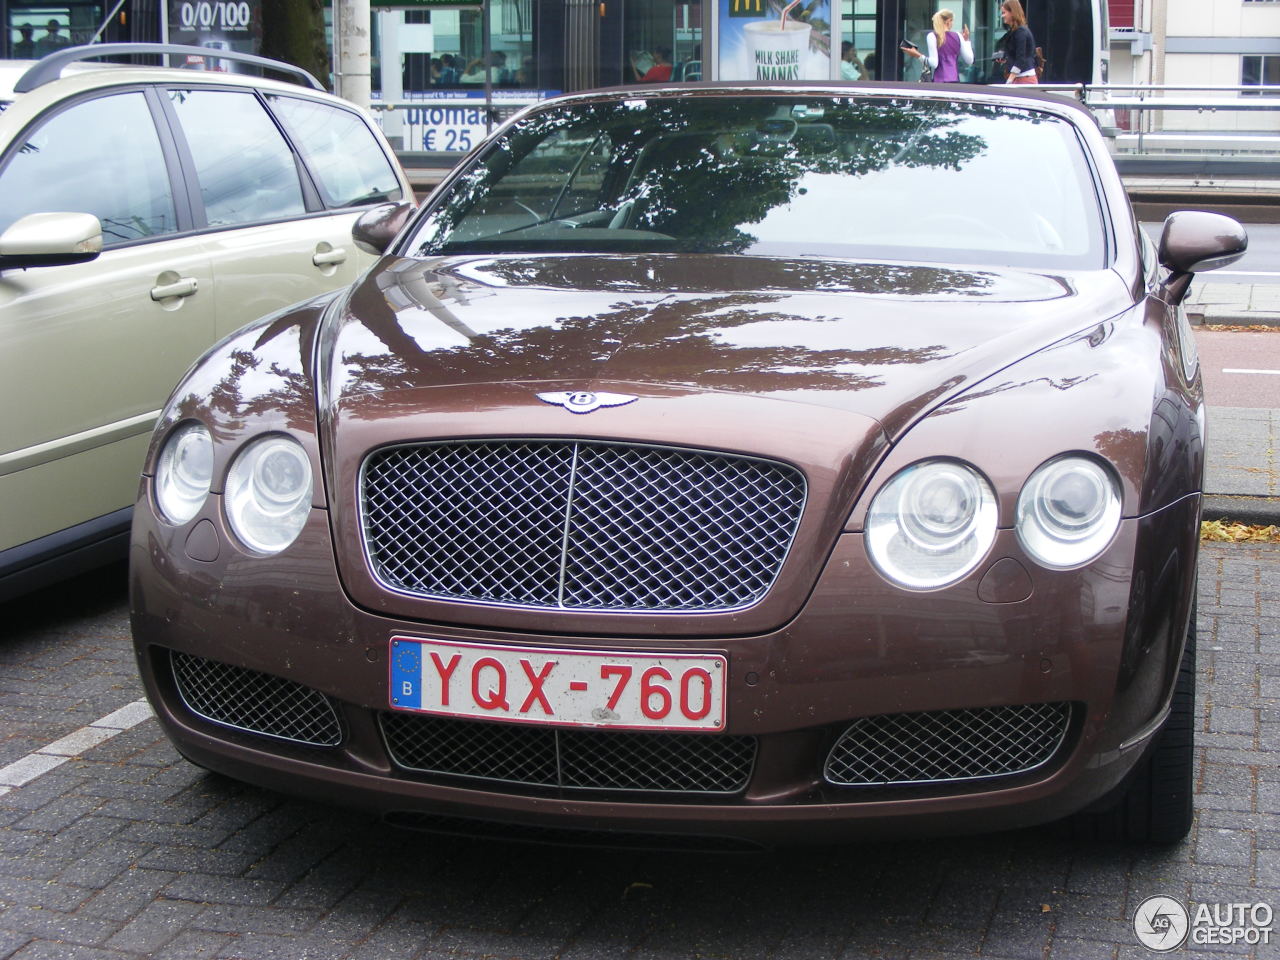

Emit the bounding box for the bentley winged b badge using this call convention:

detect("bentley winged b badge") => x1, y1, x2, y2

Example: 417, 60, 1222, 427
537, 391, 639, 415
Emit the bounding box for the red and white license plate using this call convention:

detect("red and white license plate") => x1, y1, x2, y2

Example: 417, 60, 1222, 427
389, 637, 727, 732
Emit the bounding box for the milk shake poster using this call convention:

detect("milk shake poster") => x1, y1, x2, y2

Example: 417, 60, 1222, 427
717, 0, 832, 82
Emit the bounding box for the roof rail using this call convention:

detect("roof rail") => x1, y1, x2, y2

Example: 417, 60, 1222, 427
14, 43, 325, 94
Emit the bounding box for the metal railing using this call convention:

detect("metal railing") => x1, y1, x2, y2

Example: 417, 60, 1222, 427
1039, 83, 1280, 157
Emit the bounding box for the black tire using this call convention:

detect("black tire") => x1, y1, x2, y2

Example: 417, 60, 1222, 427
1073, 607, 1197, 843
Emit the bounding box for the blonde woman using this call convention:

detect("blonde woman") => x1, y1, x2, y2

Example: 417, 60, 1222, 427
901, 9, 972, 82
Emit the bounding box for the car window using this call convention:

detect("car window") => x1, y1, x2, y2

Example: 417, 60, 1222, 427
265, 95, 404, 208
0, 91, 176, 243
168, 89, 306, 228
410, 96, 1105, 270
441, 129, 616, 241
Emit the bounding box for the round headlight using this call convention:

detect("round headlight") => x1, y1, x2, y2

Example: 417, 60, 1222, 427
866, 460, 997, 589
225, 436, 313, 554
155, 423, 213, 524
1016, 455, 1121, 569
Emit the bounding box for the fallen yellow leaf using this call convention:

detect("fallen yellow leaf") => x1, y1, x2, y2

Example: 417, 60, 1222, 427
1201, 520, 1280, 543
1202, 324, 1280, 333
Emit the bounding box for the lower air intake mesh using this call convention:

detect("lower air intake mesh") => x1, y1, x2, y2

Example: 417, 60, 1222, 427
170, 651, 343, 747
381, 712, 756, 795
824, 702, 1072, 786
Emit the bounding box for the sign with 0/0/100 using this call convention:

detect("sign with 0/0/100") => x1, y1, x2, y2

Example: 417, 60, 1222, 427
176, 0, 253, 31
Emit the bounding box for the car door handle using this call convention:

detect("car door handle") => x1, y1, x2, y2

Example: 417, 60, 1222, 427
150, 277, 199, 301
313, 247, 348, 267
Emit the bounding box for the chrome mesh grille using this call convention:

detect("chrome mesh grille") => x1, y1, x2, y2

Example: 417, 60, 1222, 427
824, 703, 1071, 787
361, 440, 805, 611
170, 651, 343, 747
381, 713, 757, 794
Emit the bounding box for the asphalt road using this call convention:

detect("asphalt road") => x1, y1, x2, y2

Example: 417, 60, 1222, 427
0, 543, 1276, 960
1198, 328, 1280, 409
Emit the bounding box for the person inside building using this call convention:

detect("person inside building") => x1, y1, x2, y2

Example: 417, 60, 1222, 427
460, 51, 507, 85
631, 46, 673, 83
34, 19, 70, 56
13, 24, 35, 58
840, 41, 867, 81
437, 54, 461, 84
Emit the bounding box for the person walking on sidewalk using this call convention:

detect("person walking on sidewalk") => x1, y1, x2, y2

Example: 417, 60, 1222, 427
996, 0, 1038, 85
901, 9, 973, 83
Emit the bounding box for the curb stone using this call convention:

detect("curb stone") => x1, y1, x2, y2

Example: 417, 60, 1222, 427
1201, 493, 1280, 527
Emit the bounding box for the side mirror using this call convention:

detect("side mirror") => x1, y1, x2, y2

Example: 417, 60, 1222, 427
1158, 210, 1247, 276
0, 212, 103, 270
352, 202, 415, 256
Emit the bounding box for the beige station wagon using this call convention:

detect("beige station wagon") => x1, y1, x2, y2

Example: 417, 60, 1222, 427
0, 44, 412, 599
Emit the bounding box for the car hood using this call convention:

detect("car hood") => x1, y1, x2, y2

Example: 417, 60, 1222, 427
320, 253, 1132, 634
325, 253, 1129, 438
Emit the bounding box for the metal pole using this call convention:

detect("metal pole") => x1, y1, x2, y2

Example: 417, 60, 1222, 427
338, 0, 373, 110
331, 0, 341, 91
379, 10, 404, 148
482, 0, 493, 134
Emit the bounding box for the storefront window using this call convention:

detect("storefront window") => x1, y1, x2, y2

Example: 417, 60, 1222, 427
624, 0, 700, 84
371, 0, 544, 156
375, 0, 535, 94
6, 4, 97, 58
840, 0, 877, 80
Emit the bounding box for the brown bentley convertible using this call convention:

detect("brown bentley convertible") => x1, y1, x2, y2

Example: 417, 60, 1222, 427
130, 83, 1246, 846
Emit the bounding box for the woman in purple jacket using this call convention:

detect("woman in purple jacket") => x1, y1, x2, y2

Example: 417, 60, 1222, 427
901, 9, 973, 83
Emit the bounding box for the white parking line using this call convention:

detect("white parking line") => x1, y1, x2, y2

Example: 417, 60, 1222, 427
0, 698, 154, 797
1223, 368, 1280, 376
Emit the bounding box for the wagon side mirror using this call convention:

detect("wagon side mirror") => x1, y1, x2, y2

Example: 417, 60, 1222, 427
0, 212, 102, 271
1157, 211, 1247, 304
352, 202, 416, 256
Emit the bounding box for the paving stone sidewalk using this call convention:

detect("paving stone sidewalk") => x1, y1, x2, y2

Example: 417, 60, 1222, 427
1188, 283, 1280, 327
0, 547, 1276, 960
1204, 407, 1280, 526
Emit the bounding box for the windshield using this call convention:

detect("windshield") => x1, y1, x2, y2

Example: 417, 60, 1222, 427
407, 95, 1105, 270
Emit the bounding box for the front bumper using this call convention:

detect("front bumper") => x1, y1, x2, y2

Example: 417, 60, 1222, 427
130, 481, 1199, 845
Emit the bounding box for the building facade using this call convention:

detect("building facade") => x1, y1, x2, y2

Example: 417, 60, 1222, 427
1109, 0, 1280, 134
4, 0, 1111, 152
